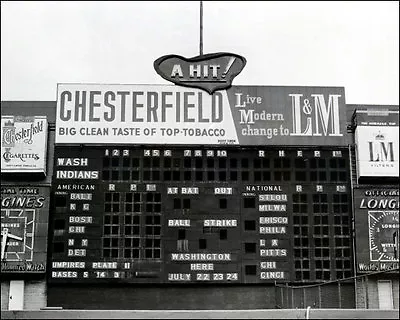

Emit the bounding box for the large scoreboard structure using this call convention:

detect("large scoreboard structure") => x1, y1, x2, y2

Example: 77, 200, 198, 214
48, 84, 353, 284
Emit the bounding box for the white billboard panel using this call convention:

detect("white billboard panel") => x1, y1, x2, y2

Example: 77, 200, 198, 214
355, 126, 399, 178
56, 84, 238, 145
55, 84, 347, 146
1, 116, 48, 174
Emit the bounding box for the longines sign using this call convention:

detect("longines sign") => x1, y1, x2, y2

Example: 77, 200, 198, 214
1, 186, 50, 273
55, 84, 347, 146
354, 188, 399, 273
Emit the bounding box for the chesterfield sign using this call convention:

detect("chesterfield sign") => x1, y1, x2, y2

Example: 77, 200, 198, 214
55, 84, 346, 146
1, 116, 48, 174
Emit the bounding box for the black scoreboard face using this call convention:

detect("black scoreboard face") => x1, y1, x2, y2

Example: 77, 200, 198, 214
48, 146, 353, 283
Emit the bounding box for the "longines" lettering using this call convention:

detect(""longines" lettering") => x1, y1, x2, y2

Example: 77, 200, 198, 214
359, 198, 399, 209
1, 196, 44, 208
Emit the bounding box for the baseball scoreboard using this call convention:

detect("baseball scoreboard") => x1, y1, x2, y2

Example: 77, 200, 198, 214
48, 146, 353, 283
49, 84, 352, 283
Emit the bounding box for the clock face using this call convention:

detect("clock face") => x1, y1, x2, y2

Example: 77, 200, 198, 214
368, 210, 399, 262
1, 209, 35, 261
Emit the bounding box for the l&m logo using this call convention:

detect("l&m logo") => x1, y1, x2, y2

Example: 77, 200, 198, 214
289, 93, 342, 137
368, 131, 395, 163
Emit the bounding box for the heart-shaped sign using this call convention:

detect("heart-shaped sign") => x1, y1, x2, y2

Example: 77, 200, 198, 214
154, 52, 246, 94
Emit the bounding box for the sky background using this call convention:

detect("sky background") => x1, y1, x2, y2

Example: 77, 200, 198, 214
1, 1, 399, 105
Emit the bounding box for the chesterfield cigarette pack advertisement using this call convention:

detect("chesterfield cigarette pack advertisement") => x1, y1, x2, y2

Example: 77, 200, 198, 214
1, 115, 48, 174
